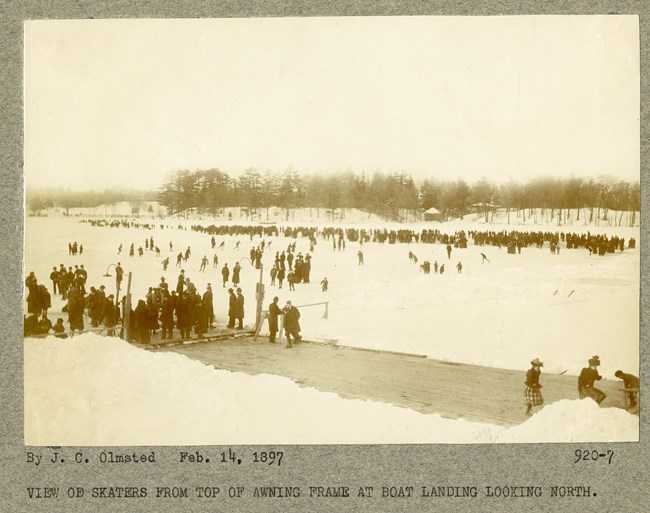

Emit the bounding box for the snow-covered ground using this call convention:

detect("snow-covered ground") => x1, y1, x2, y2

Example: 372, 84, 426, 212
24, 334, 638, 445
23, 213, 639, 444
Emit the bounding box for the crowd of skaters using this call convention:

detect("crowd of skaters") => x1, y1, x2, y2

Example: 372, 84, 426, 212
83, 217, 637, 259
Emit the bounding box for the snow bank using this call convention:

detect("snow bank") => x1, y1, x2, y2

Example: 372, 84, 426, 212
24, 335, 638, 445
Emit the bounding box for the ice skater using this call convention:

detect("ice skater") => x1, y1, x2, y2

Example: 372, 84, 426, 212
525, 358, 544, 416
481, 253, 490, 263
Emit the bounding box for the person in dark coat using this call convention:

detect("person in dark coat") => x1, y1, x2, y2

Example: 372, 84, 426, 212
282, 300, 301, 348
227, 288, 236, 328
232, 262, 241, 287
176, 270, 185, 294
221, 264, 230, 288
37, 313, 53, 335
134, 300, 150, 343
52, 318, 67, 339
268, 296, 282, 343
195, 299, 208, 337
160, 296, 175, 340
203, 284, 214, 328
277, 267, 285, 289
578, 355, 606, 404
38, 285, 51, 317
234, 288, 244, 329
50, 267, 60, 295
115, 262, 124, 291
102, 295, 118, 337
525, 358, 544, 416
615, 370, 639, 408
67, 288, 85, 333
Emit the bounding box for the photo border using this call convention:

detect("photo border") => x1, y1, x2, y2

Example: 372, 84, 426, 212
2, 1, 647, 511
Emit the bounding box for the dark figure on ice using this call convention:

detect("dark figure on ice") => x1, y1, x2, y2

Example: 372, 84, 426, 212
321, 277, 329, 292
176, 252, 183, 267
203, 283, 214, 328
234, 288, 245, 329
578, 356, 606, 404
456, 261, 463, 274
525, 358, 544, 416
115, 263, 124, 293
50, 267, 59, 295
200, 255, 208, 272
221, 263, 230, 287
162, 257, 170, 271
227, 288, 236, 329
213, 254, 219, 268
67, 288, 85, 333
102, 295, 118, 337
53, 318, 67, 339
357, 250, 364, 265
481, 253, 490, 263
176, 270, 186, 294
232, 262, 241, 287
268, 296, 282, 344
270, 265, 278, 286
277, 267, 285, 289
282, 301, 301, 348
446, 244, 452, 259
614, 370, 639, 409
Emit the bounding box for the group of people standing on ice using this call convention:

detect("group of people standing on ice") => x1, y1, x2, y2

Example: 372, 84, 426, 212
267, 296, 302, 348
24, 264, 119, 339
524, 355, 639, 416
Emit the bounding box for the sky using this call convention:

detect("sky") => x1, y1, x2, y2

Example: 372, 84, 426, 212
24, 16, 640, 191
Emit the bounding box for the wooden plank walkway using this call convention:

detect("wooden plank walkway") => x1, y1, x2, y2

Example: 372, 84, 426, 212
147, 336, 630, 428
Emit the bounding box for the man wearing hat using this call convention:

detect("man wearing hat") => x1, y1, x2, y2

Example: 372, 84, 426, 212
282, 300, 301, 348
578, 355, 606, 404
268, 296, 282, 343
227, 288, 236, 329
525, 358, 544, 416
203, 284, 214, 329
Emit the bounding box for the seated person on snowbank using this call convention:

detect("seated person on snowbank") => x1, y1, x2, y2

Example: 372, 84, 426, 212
578, 355, 606, 404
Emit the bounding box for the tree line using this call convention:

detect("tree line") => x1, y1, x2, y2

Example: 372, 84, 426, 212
26, 171, 640, 226
157, 168, 640, 226
26, 187, 157, 216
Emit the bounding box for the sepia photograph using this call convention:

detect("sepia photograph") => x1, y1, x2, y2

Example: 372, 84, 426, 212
23, 16, 640, 446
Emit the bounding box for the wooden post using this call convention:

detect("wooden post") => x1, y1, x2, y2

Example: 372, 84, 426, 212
323, 301, 328, 319
255, 263, 264, 331
254, 311, 268, 340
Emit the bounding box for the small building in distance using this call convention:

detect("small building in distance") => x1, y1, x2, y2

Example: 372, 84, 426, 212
422, 207, 444, 222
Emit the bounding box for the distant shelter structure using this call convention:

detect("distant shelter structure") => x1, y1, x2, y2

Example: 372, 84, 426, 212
422, 207, 444, 222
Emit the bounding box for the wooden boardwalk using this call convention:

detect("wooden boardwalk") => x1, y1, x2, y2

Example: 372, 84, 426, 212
147, 336, 630, 427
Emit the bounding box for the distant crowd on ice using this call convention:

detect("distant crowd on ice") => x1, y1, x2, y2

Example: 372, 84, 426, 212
82, 218, 636, 255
